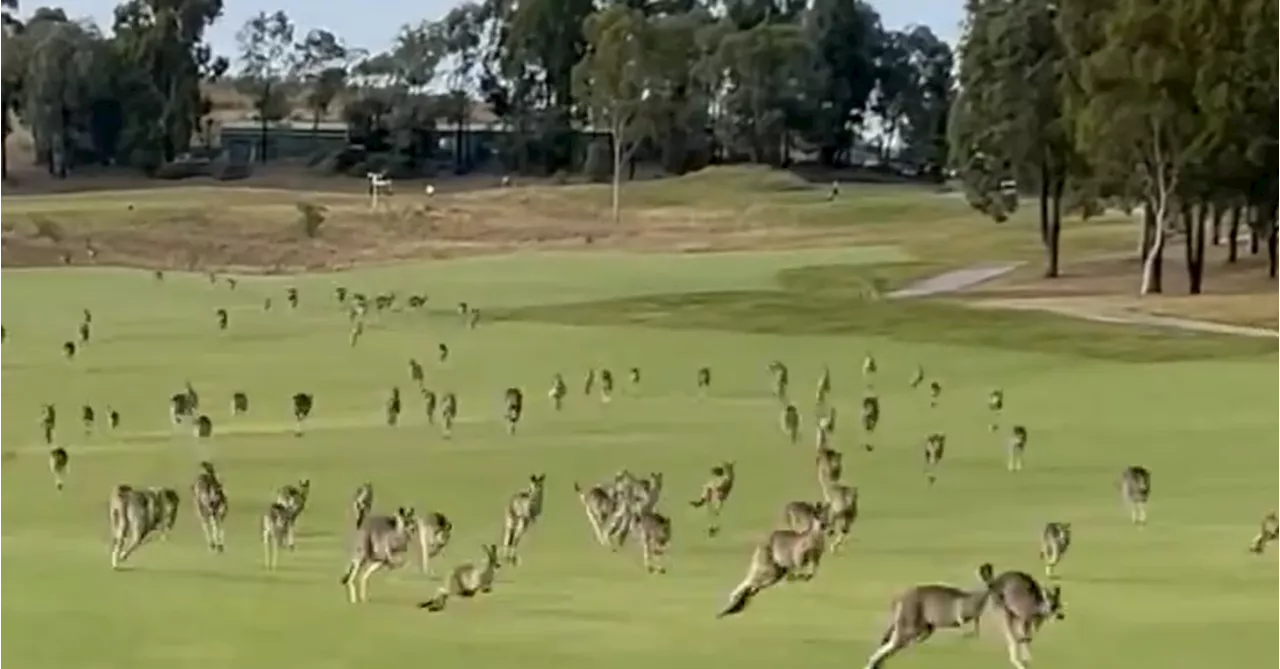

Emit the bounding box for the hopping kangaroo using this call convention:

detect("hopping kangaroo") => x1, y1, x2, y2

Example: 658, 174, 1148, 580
352, 482, 375, 528
981, 563, 1065, 669
108, 484, 174, 568
1248, 512, 1279, 554
690, 462, 736, 537
573, 479, 618, 547
816, 452, 858, 553
49, 447, 69, 491
1039, 522, 1072, 578
262, 479, 311, 566
500, 474, 546, 566
630, 500, 672, 574
862, 565, 993, 669
193, 462, 228, 553
1120, 466, 1152, 525
417, 544, 499, 612
339, 507, 419, 603
416, 511, 453, 575
717, 512, 828, 617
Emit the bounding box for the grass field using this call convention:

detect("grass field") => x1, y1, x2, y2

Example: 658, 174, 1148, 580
2, 235, 1276, 669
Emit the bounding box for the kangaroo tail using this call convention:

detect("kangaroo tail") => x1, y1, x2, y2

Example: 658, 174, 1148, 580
417, 591, 448, 611
717, 585, 754, 618
690, 496, 707, 508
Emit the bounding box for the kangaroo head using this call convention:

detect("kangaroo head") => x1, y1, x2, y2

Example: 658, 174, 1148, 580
199, 460, 217, 477
298, 478, 311, 491
1045, 585, 1065, 620
529, 473, 546, 488
977, 562, 996, 585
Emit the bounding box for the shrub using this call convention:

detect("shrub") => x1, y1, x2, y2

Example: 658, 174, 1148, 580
154, 160, 210, 180
296, 202, 328, 238
31, 217, 64, 242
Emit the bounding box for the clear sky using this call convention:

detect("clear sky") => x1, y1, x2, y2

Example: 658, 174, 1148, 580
47, 0, 963, 58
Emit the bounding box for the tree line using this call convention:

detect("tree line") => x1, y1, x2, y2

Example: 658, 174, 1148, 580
0, 0, 951, 181
950, 0, 1277, 290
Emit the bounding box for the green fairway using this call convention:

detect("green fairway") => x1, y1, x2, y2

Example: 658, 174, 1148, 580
2, 249, 1276, 669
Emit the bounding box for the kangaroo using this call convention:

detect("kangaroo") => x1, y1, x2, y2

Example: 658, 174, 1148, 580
504, 387, 523, 434
909, 364, 924, 389
215, 308, 228, 331
768, 360, 789, 401
782, 500, 829, 534
275, 478, 311, 535
781, 404, 800, 444
989, 388, 1004, 431
40, 403, 56, 445
169, 392, 192, 425
817, 455, 858, 552
416, 511, 453, 575
49, 447, 69, 491
861, 394, 880, 451
816, 407, 837, 448
862, 565, 993, 669
1039, 522, 1071, 578
1120, 465, 1152, 525
231, 391, 249, 415
631, 504, 673, 574
690, 461, 736, 537
981, 563, 1065, 669
339, 507, 419, 603
816, 447, 843, 483
262, 501, 295, 569
717, 512, 828, 617
81, 405, 95, 437
440, 392, 458, 437
386, 387, 402, 427
409, 358, 425, 386
352, 482, 374, 528
292, 392, 314, 436
599, 369, 614, 402
193, 415, 213, 438
924, 433, 946, 485
696, 366, 712, 393
606, 472, 663, 548
418, 544, 499, 612
816, 366, 832, 406
862, 352, 877, 381
422, 388, 438, 424
1249, 512, 1279, 554
574, 480, 618, 547
500, 474, 546, 566
583, 368, 596, 396
549, 374, 567, 410
1008, 425, 1028, 471
929, 380, 942, 408
193, 462, 227, 553
109, 484, 160, 568
148, 487, 180, 540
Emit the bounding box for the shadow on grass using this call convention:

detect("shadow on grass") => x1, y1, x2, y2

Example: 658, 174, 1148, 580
493, 263, 1276, 363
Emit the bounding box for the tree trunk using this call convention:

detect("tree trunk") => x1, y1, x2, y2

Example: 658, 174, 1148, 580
1044, 176, 1063, 278
1227, 205, 1241, 262
1141, 197, 1164, 295
1, 131, 8, 181
1037, 162, 1050, 245
1182, 202, 1206, 294
260, 85, 270, 165
1250, 215, 1260, 255
1210, 202, 1223, 245
1269, 226, 1277, 279
610, 126, 623, 225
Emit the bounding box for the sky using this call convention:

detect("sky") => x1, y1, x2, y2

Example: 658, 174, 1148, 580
45, 0, 963, 58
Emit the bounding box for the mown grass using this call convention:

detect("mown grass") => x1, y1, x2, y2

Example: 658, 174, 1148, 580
498, 262, 1278, 362
2, 251, 1276, 669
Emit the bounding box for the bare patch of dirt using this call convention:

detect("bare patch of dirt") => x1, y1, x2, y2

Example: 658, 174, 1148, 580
0, 183, 866, 273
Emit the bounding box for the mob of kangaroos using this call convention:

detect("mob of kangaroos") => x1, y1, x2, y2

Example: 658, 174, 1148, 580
54, 288, 1254, 656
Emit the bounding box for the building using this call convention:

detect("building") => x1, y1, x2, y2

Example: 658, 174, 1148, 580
216, 120, 350, 163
